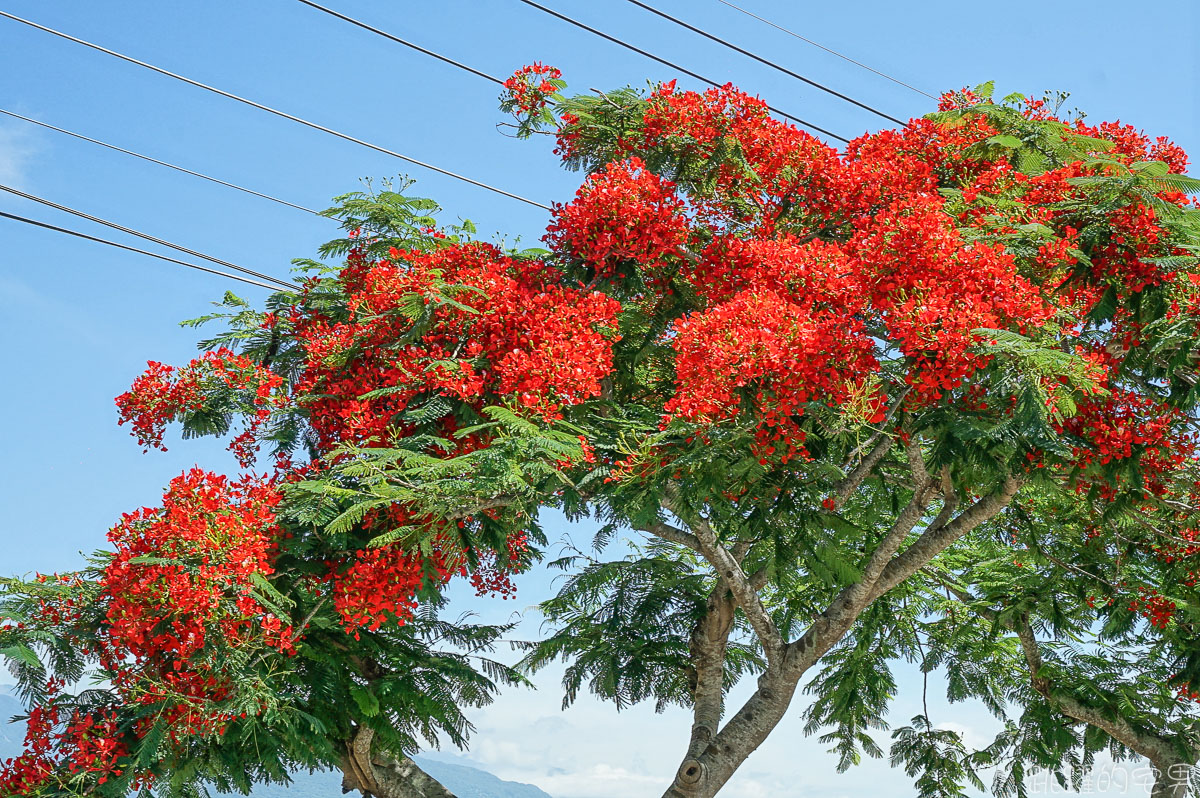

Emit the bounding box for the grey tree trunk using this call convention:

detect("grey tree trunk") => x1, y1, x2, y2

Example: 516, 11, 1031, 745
1149, 762, 1192, 798
651, 461, 1023, 798
340, 727, 458, 798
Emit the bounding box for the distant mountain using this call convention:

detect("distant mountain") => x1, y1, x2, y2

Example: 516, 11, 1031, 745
414, 757, 554, 798
247, 758, 553, 798
0, 692, 550, 797
0, 689, 26, 761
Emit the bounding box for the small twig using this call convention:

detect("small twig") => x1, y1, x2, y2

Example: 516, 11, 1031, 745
292, 596, 329, 642
911, 616, 932, 726
588, 87, 627, 110
1028, 540, 1119, 589
840, 386, 911, 470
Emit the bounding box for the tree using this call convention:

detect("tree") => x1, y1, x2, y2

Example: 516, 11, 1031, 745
2, 66, 1200, 798
514, 79, 1200, 797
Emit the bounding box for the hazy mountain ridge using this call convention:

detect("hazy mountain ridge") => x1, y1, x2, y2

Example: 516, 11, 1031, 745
247, 760, 553, 798
0, 687, 25, 760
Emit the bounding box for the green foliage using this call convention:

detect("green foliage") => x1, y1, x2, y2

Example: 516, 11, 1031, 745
803, 605, 900, 771
519, 545, 764, 712
891, 716, 987, 798
9, 75, 1200, 798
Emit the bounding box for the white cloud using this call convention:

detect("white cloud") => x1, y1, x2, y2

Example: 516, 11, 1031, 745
0, 119, 40, 189
936, 720, 991, 752
521, 763, 668, 798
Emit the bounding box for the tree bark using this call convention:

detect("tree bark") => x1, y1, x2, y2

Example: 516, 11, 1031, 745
655, 463, 1021, 798
340, 726, 458, 798
1013, 617, 1196, 798
685, 582, 737, 760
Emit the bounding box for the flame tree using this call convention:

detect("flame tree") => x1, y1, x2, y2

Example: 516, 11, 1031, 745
3, 69, 1200, 798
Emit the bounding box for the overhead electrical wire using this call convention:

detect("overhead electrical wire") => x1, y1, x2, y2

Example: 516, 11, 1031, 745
291, 0, 506, 86
0, 183, 297, 291
0, 4, 934, 294
0, 10, 552, 211
0, 108, 322, 216
0, 210, 286, 291
622, 0, 906, 126
292, 0, 849, 141
513, 0, 850, 143
295, 0, 868, 144
714, 0, 938, 100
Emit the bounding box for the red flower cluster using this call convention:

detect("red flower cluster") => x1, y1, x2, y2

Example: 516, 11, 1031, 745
331, 543, 440, 634
467, 530, 529, 599
1074, 119, 1189, 174
640, 82, 842, 229
1058, 389, 1197, 498
1091, 202, 1172, 294
546, 157, 689, 281
848, 195, 1056, 401
114, 360, 201, 451
101, 469, 293, 667
116, 348, 284, 467
665, 240, 879, 430
293, 240, 620, 443
1, 470, 296, 792
501, 62, 562, 117
1127, 585, 1177, 629
90, 470, 291, 749
0, 683, 131, 794
330, 526, 527, 634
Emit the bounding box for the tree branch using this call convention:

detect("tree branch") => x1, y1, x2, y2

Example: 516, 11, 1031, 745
662, 484, 785, 667
926, 468, 958, 533
833, 387, 910, 507
1013, 615, 1195, 797
640, 518, 704, 553
685, 582, 737, 759
934, 580, 1196, 798
834, 435, 893, 507
786, 440, 938, 664
340, 725, 459, 798
867, 475, 1024, 603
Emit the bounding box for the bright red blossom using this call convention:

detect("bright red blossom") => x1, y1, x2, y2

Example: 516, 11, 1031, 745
501, 63, 562, 117
116, 348, 285, 467
546, 157, 689, 279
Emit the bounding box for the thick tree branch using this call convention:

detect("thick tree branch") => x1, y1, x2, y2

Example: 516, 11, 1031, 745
340, 726, 458, 798
662, 485, 785, 667
1014, 615, 1195, 798
659, 449, 1019, 798
867, 475, 1023, 603
926, 468, 958, 533
935, 580, 1196, 798
786, 474, 936, 665
685, 582, 737, 759
640, 518, 704, 553
779, 439, 937, 669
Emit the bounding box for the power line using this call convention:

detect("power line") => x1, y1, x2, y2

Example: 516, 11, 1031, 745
514, 0, 850, 144
0, 210, 286, 291
0, 10, 551, 211
623, 0, 906, 126
291, 0, 505, 86
0, 183, 296, 291
0, 108, 322, 216
715, 0, 937, 100
292, 0, 852, 143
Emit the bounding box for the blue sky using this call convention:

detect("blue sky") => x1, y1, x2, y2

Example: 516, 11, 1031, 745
0, 2, 1197, 796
